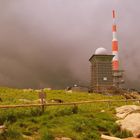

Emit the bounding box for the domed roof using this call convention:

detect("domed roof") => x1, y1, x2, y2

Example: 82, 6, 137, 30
95, 47, 108, 55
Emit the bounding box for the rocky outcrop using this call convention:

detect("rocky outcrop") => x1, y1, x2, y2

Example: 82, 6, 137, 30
101, 134, 122, 140
116, 105, 140, 119
19, 98, 47, 104
116, 105, 140, 138
123, 138, 140, 140
55, 137, 72, 140
117, 113, 140, 138
0, 125, 6, 134
123, 92, 140, 100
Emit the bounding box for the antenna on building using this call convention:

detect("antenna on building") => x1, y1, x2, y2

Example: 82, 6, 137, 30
112, 10, 119, 70
112, 10, 124, 88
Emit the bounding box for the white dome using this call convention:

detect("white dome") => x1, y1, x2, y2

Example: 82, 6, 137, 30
95, 47, 108, 55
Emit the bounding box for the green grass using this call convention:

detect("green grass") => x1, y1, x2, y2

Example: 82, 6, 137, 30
0, 88, 133, 139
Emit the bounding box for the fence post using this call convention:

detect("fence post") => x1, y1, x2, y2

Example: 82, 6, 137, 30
125, 99, 127, 105
39, 91, 46, 113
72, 104, 78, 114
107, 101, 110, 108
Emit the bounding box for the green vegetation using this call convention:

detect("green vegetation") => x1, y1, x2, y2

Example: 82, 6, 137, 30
0, 87, 133, 140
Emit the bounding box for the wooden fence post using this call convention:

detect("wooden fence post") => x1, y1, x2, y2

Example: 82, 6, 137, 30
39, 91, 46, 113
72, 104, 78, 114
108, 101, 110, 108
125, 99, 127, 105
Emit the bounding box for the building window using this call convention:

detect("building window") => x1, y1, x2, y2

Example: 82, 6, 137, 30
103, 77, 107, 81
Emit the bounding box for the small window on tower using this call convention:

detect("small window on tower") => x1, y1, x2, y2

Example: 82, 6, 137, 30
103, 77, 107, 81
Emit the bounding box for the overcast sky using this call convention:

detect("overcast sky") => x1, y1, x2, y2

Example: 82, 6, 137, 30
0, 0, 140, 89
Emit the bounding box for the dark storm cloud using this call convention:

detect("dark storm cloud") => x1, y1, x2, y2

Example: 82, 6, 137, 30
0, 1, 139, 89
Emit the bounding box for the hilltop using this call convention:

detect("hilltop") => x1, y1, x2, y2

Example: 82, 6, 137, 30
0, 87, 136, 140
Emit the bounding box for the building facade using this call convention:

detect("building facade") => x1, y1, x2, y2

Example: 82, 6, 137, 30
89, 54, 114, 92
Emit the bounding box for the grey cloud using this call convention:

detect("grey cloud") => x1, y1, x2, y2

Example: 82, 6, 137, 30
0, 0, 139, 89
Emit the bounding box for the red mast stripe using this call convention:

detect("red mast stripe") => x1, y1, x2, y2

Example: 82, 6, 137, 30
112, 25, 116, 32
112, 10, 115, 18
112, 41, 118, 51
112, 61, 119, 70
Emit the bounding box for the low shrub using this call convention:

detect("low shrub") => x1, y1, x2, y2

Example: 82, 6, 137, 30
115, 129, 133, 138
40, 129, 54, 140
0, 126, 22, 140
83, 132, 100, 140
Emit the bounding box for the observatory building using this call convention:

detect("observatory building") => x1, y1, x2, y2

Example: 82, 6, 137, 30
88, 10, 124, 93
89, 47, 114, 92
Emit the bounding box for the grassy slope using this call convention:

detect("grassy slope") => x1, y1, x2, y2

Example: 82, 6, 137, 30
0, 88, 133, 140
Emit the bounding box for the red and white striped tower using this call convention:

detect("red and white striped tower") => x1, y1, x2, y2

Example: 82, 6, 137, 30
112, 10, 119, 71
